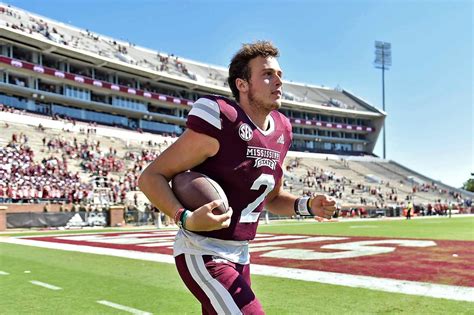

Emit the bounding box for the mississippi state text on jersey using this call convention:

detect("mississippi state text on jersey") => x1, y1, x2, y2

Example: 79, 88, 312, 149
186, 95, 292, 241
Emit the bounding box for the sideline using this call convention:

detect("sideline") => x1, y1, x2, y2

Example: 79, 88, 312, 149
2, 214, 472, 236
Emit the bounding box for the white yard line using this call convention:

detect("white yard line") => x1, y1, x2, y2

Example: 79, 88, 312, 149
30, 280, 62, 290
2, 237, 473, 302
251, 264, 474, 303
0, 271, 10, 275
349, 225, 378, 228
1, 237, 175, 264
97, 300, 152, 315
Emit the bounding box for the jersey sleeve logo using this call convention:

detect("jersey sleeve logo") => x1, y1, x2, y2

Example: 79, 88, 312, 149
188, 98, 222, 130
277, 134, 285, 144
238, 123, 253, 141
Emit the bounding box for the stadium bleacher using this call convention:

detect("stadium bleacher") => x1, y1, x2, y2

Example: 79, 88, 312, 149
1, 108, 471, 222
0, 3, 472, 228
0, 3, 376, 111
0, 107, 170, 209
283, 151, 473, 216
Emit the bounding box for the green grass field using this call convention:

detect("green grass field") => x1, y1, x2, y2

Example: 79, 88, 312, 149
1, 216, 473, 314
258, 216, 474, 241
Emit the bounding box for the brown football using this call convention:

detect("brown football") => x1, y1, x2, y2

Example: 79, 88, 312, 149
171, 171, 229, 214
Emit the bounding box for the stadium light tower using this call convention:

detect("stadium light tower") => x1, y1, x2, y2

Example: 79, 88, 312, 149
374, 41, 392, 159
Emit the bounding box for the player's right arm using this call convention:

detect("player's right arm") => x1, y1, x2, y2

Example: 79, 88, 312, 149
138, 129, 232, 231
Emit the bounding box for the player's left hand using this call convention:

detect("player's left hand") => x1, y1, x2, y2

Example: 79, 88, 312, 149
310, 194, 336, 221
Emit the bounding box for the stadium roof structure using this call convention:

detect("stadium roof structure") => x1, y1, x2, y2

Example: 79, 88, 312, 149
0, 3, 391, 156
0, 3, 384, 118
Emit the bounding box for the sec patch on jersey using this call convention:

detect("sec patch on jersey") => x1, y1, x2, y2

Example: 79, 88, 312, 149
171, 171, 229, 214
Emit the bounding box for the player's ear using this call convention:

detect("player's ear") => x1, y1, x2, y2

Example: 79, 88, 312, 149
236, 78, 248, 94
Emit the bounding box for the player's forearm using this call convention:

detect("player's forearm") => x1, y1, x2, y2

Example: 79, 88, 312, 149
265, 190, 298, 217
138, 170, 182, 219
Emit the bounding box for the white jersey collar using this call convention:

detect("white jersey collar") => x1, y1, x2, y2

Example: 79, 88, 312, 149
243, 110, 275, 136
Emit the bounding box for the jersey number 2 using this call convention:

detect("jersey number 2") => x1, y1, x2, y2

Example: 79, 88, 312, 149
239, 174, 275, 223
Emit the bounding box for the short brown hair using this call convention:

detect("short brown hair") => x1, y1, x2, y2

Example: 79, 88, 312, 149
228, 41, 279, 102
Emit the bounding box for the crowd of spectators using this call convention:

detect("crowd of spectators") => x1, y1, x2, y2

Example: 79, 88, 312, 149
0, 132, 91, 204
0, 104, 24, 115
0, 103, 471, 217
285, 158, 472, 213
0, 113, 166, 208
17, 123, 170, 207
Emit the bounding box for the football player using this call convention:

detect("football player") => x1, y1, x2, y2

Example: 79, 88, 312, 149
139, 41, 336, 314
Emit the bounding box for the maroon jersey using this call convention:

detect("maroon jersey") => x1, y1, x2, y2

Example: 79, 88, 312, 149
186, 95, 292, 241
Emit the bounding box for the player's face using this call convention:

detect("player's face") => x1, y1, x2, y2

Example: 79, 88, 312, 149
247, 56, 283, 112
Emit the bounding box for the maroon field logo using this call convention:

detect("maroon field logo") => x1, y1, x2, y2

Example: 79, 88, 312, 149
16, 231, 474, 288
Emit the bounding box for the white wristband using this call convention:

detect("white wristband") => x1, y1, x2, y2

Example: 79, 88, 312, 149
295, 197, 313, 216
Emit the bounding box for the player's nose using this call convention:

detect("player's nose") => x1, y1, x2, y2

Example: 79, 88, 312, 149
275, 74, 282, 87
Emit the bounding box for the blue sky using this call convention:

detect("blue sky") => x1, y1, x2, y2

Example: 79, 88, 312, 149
6, 0, 473, 188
